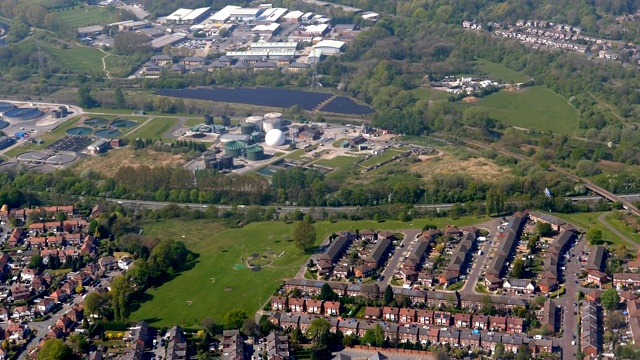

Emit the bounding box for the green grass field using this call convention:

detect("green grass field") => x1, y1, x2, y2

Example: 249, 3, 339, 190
126, 119, 177, 140
43, 43, 106, 75
131, 216, 487, 327
553, 211, 627, 247
411, 87, 448, 101
464, 86, 580, 134
313, 155, 361, 169
359, 149, 405, 167
475, 59, 529, 83
604, 212, 640, 246
58, 6, 120, 27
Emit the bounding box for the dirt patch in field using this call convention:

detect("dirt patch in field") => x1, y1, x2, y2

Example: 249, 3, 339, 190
410, 153, 510, 182
224, 288, 233, 292
72, 147, 186, 175
462, 96, 479, 103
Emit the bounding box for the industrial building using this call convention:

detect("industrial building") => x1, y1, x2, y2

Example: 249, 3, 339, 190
166, 8, 211, 25
250, 42, 298, 51
87, 139, 109, 155
77, 25, 104, 37
209, 5, 241, 22
229, 8, 264, 22
255, 8, 288, 22
219, 134, 251, 143
0, 136, 15, 151
312, 40, 346, 55
150, 33, 187, 50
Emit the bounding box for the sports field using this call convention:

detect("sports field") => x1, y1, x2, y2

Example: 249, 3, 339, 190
58, 6, 120, 27
126, 118, 177, 140
465, 86, 580, 134
130, 216, 487, 327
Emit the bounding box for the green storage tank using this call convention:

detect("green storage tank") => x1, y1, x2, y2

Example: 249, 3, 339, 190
240, 122, 254, 135
246, 145, 264, 161
251, 131, 263, 143
224, 140, 246, 158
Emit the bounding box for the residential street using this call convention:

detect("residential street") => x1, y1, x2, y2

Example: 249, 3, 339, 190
553, 233, 586, 360
376, 228, 421, 288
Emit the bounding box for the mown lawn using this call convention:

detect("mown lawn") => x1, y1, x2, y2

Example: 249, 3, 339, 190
464, 86, 580, 134
126, 119, 177, 140
475, 59, 529, 83
131, 216, 487, 327
604, 212, 640, 246
58, 6, 121, 27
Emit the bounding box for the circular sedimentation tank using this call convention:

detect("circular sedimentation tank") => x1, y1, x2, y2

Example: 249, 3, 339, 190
246, 145, 264, 161
83, 118, 109, 127
0, 102, 16, 114
0, 120, 8, 129
4, 107, 44, 121
94, 128, 122, 138
240, 122, 254, 135
110, 119, 137, 128
224, 140, 246, 158
66, 127, 93, 136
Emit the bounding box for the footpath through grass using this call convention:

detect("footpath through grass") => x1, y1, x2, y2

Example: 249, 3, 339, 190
131, 216, 487, 327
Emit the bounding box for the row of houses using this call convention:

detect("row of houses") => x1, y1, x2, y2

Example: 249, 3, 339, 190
271, 312, 551, 354
613, 273, 640, 288
26, 218, 88, 236
580, 301, 600, 357
0, 205, 75, 222
484, 212, 527, 290
441, 232, 475, 286
585, 246, 608, 286
271, 296, 525, 332
27, 305, 85, 358
282, 279, 529, 310
538, 230, 575, 294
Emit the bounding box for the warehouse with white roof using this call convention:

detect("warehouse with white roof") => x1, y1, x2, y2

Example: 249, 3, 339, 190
165, 8, 211, 24
229, 8, 264, 21
255, 8, 288, 22
312, 40, 345, 55
210, 5, 241, 22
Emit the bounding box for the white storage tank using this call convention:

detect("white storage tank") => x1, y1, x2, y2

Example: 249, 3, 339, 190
245, 115, 264, 131
262, 119, 282, 132
263, 112, 282, 121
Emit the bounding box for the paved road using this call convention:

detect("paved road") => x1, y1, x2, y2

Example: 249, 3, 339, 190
598, 212, 638, 249
553, 233, 586, 360
376, 228, 421, 288
460, 217, 504, 295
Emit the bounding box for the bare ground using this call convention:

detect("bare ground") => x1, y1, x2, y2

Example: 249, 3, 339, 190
410, 153, 510, 182
72, 147, 187, 175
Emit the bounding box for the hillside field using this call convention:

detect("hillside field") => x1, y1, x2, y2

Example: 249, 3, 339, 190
130, 216, 487, 328
463, 86, 580, 134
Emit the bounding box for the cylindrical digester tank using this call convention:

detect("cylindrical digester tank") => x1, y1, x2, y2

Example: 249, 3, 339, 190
51, 110, 61, 118
203, 153, 219, 169
262, 119, 282, 132
221, 115, 231, 126
58, 106, 68, 116
222, 154, 234, 169
251, 131, 263, 143
245, 145, 264, 161
263, 112, 282, 121
240, 122, 254, 135
224, 140, 246, 158
204, 114, 214, 125
245, 115, 264, 131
